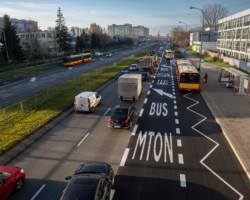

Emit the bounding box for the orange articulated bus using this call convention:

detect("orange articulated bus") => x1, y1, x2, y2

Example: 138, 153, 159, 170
176, 60, 200, 91
63, 53, 92, 67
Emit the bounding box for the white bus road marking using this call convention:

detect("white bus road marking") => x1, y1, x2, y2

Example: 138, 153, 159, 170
30, 184, 46, 200
104, 108, 111, 116
178, 154, 184, 164
177, 139, 182, 147
180, 174, 187, 187
139, 108, 144, 117
184, 92, 244, 200
132, 124, 138, 136
120, 148, 130, 166
176, 128, 180, 134
144, 98, 148, 104
77, 132, 90, 147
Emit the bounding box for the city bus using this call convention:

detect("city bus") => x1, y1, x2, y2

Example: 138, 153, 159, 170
63, 53, 92, 66
176, 60, 200, 91
165, 50, 175, 60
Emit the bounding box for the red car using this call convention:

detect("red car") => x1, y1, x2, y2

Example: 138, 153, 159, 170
0, 166, 25, 200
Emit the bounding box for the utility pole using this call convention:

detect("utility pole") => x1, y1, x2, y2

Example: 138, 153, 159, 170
3, 30, 12, 76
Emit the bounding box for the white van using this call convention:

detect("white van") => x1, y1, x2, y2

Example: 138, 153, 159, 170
74, 91, 101, 112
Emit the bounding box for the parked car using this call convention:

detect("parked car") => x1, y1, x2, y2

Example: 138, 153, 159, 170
74, 91, 101, 112
61, 163, 114, 200
108, 105, 137, 129
141, 71, 150, 82
106, 53, 112, 58
0, 166, 25, 200
129, 64, 138, 71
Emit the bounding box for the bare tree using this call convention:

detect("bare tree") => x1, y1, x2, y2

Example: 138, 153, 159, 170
202, 4, 228, 30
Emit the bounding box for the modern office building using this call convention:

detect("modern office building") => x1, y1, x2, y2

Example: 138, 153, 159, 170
217, 8, 250, 68
0, 17, 38, 32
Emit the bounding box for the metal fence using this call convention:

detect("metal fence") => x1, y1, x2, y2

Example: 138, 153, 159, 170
0, 64, 112, 124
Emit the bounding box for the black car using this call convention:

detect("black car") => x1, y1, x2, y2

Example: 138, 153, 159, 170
61, 163, 114, 200
108, 105, 137, 129
141, 71, 150, 82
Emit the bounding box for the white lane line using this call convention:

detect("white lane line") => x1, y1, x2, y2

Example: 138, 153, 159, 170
174, 105, 177, 109
150, 85, 152, 88
172, 86, 175, 88
174, 111, 178, 116
177, 139, 182, 147
176, 128, 180, 134
144, 98, 148, 104
173, 92, 176, 95
30, 184, 46, 200
132, 124, 138, 136
147, 91, 151, 95
139, 108, 144, 117
180, 174, 187, 187
120, 148, 130, 166
174, 100, 177, 104
104, 108, 111, 116
152, 80, 154, 83
184, 92, 244, 200
178, 154, 184, 164
77, 132, 90, 147
175, 119, 179, 124
110, 189, 115, 200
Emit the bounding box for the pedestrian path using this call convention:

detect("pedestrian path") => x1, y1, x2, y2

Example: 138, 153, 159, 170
181, 49, 250, 179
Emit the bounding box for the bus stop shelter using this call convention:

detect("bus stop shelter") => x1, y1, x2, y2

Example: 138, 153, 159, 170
218, 67, 250, 96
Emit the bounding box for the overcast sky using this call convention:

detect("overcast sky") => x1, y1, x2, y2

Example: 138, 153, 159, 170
1, 0, 250, 35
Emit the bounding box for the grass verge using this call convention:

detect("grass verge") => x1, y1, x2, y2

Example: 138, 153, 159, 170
0, 46, 155, 156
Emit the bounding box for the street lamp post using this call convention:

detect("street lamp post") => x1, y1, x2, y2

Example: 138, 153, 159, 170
179, 21, 187, 49
3, 30, 12, 76
189, 6, 205, 74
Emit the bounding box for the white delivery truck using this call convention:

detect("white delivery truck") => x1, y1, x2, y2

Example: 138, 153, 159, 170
118, 74, 142, 101
74, 91, 101, 112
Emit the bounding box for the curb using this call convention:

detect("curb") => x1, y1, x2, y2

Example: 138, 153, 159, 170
0, 75, 117, 165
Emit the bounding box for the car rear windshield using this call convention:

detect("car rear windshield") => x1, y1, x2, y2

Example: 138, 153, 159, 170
113, 109, 128, 117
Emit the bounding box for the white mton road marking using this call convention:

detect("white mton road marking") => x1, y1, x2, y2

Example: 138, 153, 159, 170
180, 174, 187, 187
184, 92, 244, 200
104, 108, 111, 116
120, 148, 130, 166
132, 124, 138, 136
177, 139, 182, 147
77, 132, 90, 147
178, 154, 184, 164
31, 184, 46, 200
139, 108, 144, 117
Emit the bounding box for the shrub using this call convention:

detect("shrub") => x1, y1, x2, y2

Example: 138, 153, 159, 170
213, 56, 219, 62
203, 51, 210, 57
219, 57, 224, 63
208, 49, 218, 53
224, 62, 229, 65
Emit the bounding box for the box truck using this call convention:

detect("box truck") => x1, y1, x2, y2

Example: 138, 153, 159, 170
118, 74, 142, 101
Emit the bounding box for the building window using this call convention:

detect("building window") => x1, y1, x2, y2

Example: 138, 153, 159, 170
41, 33, 45, 38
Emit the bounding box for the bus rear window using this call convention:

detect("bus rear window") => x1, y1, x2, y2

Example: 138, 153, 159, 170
180, 73, 199, 83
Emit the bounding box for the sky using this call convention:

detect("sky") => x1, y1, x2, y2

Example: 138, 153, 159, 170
0, 0, 250, 36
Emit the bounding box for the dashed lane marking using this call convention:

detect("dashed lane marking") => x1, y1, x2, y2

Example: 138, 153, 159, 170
177, 139, 182, 147
180, 174, 187, 187
120, 148, 130, 167
132, 124, 138, 136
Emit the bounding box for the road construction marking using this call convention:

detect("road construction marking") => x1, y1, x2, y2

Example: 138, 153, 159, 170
177, 139, 182, 147
184, 92, 244, 200
139, 108, 144, 117
176, 128, 180, 134
31, 184, 46, 200
104, 108, 111, 116
178, 154, 184, 164
180, 174, 187, 187
132, 124, 138, 136
120, 148, 130, 166
77, 132, 90, 147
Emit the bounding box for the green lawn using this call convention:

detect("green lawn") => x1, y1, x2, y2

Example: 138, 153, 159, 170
0, 46, 156, 156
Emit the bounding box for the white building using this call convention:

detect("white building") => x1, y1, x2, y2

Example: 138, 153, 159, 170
217, 8, 250, 71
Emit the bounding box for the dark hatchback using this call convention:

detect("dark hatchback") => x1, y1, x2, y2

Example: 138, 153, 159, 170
108, 105, 137, 129
141, 72, 150, 82
61, 163, 114, 200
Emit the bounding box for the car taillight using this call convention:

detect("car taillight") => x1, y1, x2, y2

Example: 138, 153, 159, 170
108, 119, 114, 123
74, 98, 76, 106
88, 99, 90, 108
122, 120, 128, 124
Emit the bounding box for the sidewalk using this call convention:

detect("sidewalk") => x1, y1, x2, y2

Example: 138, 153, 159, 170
183, 50, 250, 179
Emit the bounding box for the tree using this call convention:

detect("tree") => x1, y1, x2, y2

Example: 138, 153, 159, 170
76, 29, 89, 52
0, 14, 24, 63
202, 4, 228, 30
55, 7, 71, 53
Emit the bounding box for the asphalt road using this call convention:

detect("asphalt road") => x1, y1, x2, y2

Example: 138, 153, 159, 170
6, 52, 250, 200
0, 46, 149, 108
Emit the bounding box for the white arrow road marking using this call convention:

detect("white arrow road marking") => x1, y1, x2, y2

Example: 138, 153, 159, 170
184, 92, 244, 200
152, 88, 173, 99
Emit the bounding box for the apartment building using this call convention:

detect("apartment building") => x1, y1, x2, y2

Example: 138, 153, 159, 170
217, 8, 250, 69
132, 25, 149, 40
0, 17, 38, 32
